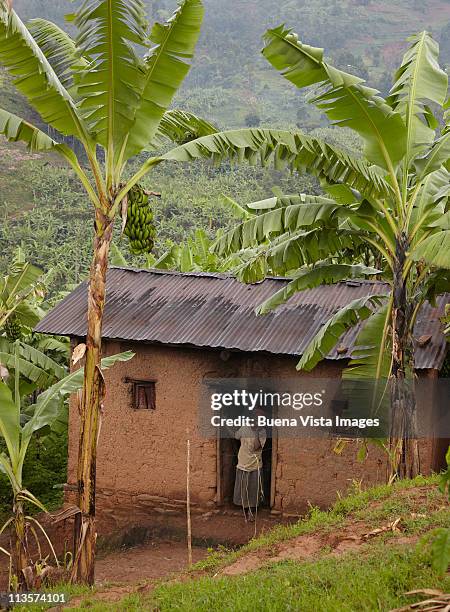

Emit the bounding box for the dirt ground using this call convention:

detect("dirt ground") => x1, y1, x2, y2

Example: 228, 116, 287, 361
219, 486, 446, 577
58, 509, 293, 607
65, 484, 448, 608
0, 506, 291, 591
218, 520, 420, 576
96, 541, 206, 584
183, 507, 292, 545
94, 507, 291, 583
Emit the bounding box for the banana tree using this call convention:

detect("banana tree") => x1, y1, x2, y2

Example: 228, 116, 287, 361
1, 252, 69, 396
0, 252, 46, 343
162, 29, 450, 478
0, 0, 221, 583
0, 344, 133, 589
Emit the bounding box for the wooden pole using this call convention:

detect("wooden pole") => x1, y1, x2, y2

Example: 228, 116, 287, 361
186, 436, 192, 566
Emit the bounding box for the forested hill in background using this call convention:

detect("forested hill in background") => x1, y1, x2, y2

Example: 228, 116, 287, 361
7, 0, 450, 128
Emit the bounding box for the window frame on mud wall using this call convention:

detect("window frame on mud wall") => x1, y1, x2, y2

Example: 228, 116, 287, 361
124, 377, 157, 410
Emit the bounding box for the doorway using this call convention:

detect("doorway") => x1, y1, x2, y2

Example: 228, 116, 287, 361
432, 438, 450, 472
217, 436, 273, 508
432, 360, 450, 472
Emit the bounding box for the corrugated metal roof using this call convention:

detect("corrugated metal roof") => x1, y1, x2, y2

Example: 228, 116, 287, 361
35, 267, 449, 370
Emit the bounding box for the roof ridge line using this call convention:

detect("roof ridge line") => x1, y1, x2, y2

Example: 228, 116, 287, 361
108, 266, 390, 286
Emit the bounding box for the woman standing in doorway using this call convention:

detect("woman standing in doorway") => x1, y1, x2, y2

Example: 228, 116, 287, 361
233, 408, 267, 522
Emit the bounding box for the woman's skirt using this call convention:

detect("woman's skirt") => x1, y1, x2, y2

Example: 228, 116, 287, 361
233, 468, 264, 508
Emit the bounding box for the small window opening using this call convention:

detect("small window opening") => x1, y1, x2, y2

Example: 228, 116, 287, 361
132, 381, 156, 410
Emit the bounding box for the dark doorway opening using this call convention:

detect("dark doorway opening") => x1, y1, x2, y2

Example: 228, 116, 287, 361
261, 438, 272, 506
432, 438, 450, 473
433, 360, 450, 472
218, 436, 272, 508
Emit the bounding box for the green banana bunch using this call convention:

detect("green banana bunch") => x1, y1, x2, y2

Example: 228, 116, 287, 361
3, 314, 22, 342
124, 185, 157, 255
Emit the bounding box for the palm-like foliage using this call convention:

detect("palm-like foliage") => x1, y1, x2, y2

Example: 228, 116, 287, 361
0, 252, 45, 336
1, 0, 447, 581
445, 305, 450, 337
167, 29, 450, 478
0, 252, 69, 390
256, 28, 449, 380
0, 346, 133, 589
0, 0, 217, 195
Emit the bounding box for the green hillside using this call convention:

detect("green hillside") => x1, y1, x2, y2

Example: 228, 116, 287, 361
1, 0, 449, 281
7, 0, 450, 128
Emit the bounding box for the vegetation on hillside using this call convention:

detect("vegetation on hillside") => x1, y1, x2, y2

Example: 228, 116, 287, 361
8, 0, 450, 129
0, 143, 319, 290
0, 0, 448, 598
134, 477, 450, 611
2, 0, 442, 280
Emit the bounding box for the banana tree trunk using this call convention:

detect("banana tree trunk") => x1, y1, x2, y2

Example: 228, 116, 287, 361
72, 209, 113, 585
389, 233, 420, 479
13, 499, 28, 590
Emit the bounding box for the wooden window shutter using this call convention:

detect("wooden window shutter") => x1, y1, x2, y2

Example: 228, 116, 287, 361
134, 382, 156, 410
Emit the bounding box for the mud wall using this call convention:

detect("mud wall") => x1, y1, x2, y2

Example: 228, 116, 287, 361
67, 341, 223, 507
66, 341, 437, 532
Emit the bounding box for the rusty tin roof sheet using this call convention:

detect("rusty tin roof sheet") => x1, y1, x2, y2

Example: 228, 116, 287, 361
35, 267, 449, 369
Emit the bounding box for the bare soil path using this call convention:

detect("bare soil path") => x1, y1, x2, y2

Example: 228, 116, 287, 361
95, 541, 206, 584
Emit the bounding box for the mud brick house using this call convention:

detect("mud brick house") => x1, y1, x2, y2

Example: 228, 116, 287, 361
36, 267, 449, 535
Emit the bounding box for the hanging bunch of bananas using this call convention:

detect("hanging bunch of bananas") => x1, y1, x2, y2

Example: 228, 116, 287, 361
3, 314, 22, 342
123, 185, 157, 255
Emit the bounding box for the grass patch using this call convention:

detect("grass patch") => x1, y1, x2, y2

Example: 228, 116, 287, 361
355, 486, 443, 525
14, 584, 92, 612
191, 475, 440, 574
10, 475, 449, 611
149, 545, 450, 612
